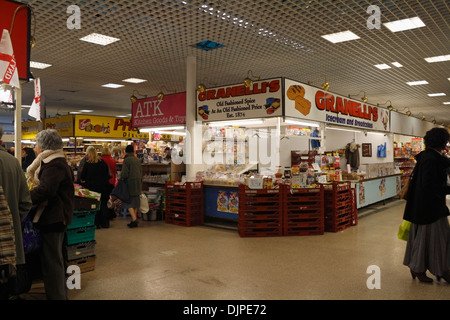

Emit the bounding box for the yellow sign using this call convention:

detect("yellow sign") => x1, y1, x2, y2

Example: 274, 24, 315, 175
74, 115, 149, 139
22, 120, 40, 140
44, 115, 74, 137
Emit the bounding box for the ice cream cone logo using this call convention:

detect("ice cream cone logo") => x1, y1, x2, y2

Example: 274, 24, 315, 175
287, 85, 311, 116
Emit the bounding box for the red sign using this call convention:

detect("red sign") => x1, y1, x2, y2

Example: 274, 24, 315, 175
131, 92, 186, 128
0, 0, 32, 81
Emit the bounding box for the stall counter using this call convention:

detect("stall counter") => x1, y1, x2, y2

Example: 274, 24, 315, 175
351, 174, 402, 209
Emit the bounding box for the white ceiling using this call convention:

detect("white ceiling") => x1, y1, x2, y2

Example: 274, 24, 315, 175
1, 0, 449, 133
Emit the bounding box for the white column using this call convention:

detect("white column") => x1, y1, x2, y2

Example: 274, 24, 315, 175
185, 55, 202, 180
14, 85, 22, 161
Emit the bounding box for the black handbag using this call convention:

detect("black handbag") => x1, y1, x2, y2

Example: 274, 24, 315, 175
111, 179, 130, 203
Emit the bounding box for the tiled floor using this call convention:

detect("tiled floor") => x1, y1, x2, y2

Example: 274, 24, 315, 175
21, 199, 449, 300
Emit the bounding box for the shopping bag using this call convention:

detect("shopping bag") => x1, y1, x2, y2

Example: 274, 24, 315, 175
397, 220, 411, 241
111, 179, 130, 203
21, 214, 42, 254
139, 193, 149, 214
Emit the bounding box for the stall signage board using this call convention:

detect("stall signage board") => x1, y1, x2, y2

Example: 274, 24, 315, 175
284, 78, 390, 132
21, 120, 39, 140
44, 115, 74, 137
0, 0, 32, 81
75, 115, 149, 139
131, 92, 186, 128
196, 78, 283, 122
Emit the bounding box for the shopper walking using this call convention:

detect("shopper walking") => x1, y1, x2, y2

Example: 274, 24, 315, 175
101, 147, 117, 219
27, 129, 74, 300
21, 147, 36, 171
0, 126, 33, 297
121, 144, 142, 228
80, 146, 111, 228
403, 127, 450, 283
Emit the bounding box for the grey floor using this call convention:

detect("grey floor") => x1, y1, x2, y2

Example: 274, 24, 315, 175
24, 199, 449, 300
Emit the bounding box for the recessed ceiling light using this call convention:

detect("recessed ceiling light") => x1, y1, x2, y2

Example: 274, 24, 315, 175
424, 54, 450, 63
392, 62, 403, 67
101, 83, 124, 89
30, 61, 52, 69
80, 33, 120, 46
375, 64, 391, 70
122, 78, 147, 84
79, 110, 94, 113
443, 102, 450, 105
407, 80, 429, 86
428, 93, 446, 97
321, 31, 360, 43
383, 17, 425, 32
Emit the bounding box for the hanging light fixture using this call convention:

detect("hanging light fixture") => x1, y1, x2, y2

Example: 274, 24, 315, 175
348, 91, 368, 103
416, 112, 426, 121
321, 76, 330, 91
130, 90, 147, 103
377, 100, 394, 111
243, 70, 260, 88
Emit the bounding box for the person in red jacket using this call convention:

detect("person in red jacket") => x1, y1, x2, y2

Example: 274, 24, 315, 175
101, 147, 117, 219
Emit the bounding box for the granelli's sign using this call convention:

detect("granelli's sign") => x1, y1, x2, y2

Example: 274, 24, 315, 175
196, 78, 283, 122
284, 78, 390, 132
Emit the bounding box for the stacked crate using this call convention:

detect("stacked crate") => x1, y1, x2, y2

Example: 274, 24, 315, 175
64, 196, 99, 273
238, 185, 282, 237
322, 181, 352, 232
165, 182, 204, 227
282, 184, 324, 236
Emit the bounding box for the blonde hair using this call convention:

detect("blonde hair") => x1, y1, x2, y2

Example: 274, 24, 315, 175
86, 146, 100, 163
101, 147, 111, 156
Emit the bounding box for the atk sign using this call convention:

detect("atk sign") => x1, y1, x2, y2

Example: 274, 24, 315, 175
131, 92, 186, 128
284, 78, 389, 132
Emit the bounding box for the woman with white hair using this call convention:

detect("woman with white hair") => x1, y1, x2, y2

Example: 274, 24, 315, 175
27, 129, 74, 300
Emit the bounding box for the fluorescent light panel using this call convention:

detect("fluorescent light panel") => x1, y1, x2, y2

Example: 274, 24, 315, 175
79, 109, 94, 113
383, 17, 425, 32
326, 127, 361, 133
407, 80, 428, 86
443, 102, 450, 105
284, 119, 319, 127
140, 126, 185, 132
428, 93, 446, 97
30, 61, 52, 69
101, 83, 124, 88
207, 120, 264, 127
424, 55, 450, 63
392, 62, 403, 67
80, 33, 120, 46
375, 64, 391, 70
122, 78, 147, 83
321, 31, 360, 43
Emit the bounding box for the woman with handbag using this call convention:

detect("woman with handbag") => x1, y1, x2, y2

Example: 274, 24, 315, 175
120, 145, 142, 228
403, 127, 450, 283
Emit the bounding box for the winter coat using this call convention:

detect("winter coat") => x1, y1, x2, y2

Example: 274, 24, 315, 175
120, 152, 142, 197
345, 142, 360, 171
403, 148, 450, 224
101, 155, 117, 186
80, 160, 111, 199
0, 148, 32, 265
30, 156, 74, 232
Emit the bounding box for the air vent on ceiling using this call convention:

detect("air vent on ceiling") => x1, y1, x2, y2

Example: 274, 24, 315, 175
194, 40, 224, 51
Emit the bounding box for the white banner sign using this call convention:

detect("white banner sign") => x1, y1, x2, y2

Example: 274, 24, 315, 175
196, 78, 283, 122
284, 78, 390, 132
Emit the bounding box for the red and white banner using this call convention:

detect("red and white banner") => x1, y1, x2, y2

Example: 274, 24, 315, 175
29, 77, 41, 121
0, 29, 20, 88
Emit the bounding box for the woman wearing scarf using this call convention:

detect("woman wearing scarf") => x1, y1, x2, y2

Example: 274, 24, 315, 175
27, 129, 74, 300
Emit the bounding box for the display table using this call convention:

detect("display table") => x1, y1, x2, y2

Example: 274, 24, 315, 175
352, 174, 402, 209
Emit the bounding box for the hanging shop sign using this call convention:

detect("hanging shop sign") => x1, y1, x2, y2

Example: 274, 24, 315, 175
284, 78, 390, 132
21, 120, 39, 140
196, 78, 283, 122
75, 115, 149, 139
44, 115, 74, 137
131, 92, 186, 128
0, 0, 32, 81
